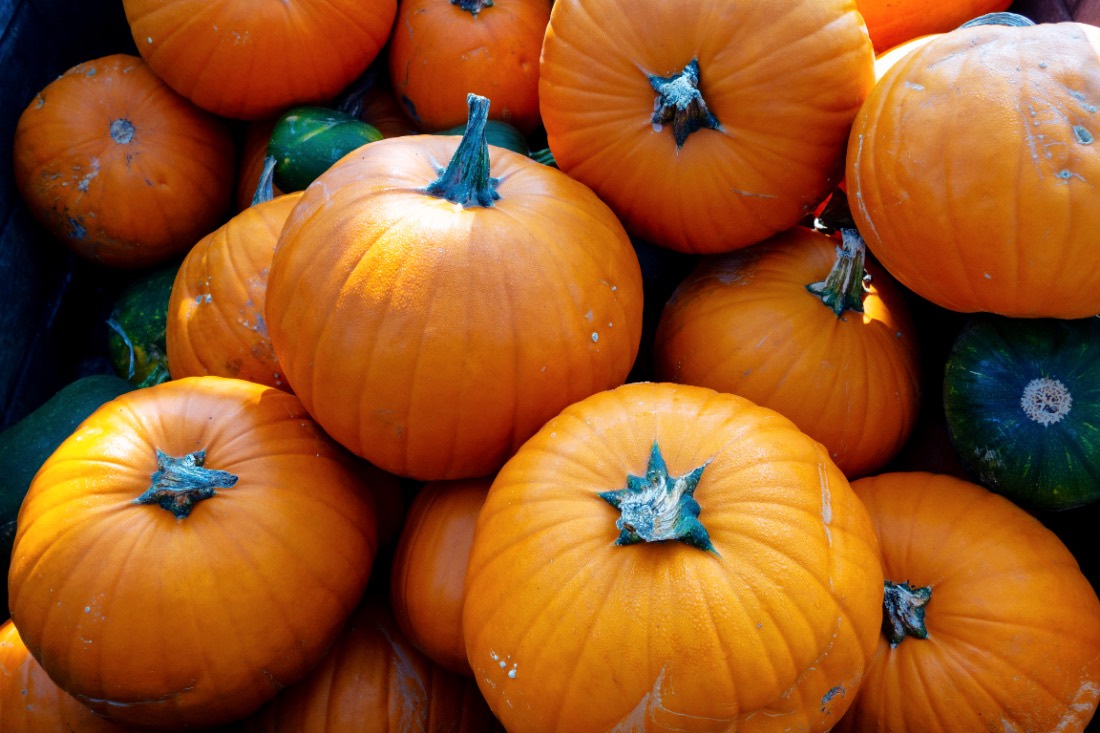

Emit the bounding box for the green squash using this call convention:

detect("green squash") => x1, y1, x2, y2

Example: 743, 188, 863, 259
106, 262, 178, 387
0, 373, 134, 618
268, 105, 383, 192
943, 314, 1100, 511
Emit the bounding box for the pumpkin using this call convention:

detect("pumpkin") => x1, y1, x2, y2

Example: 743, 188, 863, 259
106, 260, 177, 387
8, 376, 379, 729
265, 95, 644, 480
462, 381, 884, 732
242, 597, 502, 732
872, 34, 937, 80
538, 0, 874, 254
836, 472, 1100, 732
355, 82, 419, 138
943, 314, 1100, 510
166, 160, 300, 391
387, 0, 549, 134
856, 0, 1011, 52
391, 477, 491, 675
267, 106, 383, 192
846, 13, 1100, 318
122, 0, 397, 120
0, 619, 132, 733
12, 53, 234, 269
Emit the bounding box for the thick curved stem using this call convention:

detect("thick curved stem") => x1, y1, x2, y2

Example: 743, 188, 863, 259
648, 59, 720, 149
960, 12, 1036, 28
806, 227, 870, 317
424, 94, 501, 208
134, 449, 238, 519
882, 580, 932, 648
251, 155, 278, 207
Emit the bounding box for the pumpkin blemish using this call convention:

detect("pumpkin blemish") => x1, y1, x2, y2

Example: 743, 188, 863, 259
1073, 125, 1093, 145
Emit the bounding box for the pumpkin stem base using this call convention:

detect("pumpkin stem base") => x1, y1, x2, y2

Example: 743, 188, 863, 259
134, 449, 238, 519
424, 94, 500, 208
882, 580, 932, 647
806, 227, 870, 317
648, 59, 720, 149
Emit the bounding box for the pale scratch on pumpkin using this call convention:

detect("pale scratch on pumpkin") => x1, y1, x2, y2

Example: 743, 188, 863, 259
606, 666, 730, 732
729, 187, 777, 199
819, 463, 832, 546
379, 623, 429, 732
848, 135, 882, 246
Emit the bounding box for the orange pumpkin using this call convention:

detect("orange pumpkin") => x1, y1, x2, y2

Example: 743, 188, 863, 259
837, 472, 1100, 732
391, 477, 491, 675
538, 0, 874, 253
166, 160, 300, 391
387, 0, 549, 133
653, 222, 921, 478
463, 381, 884, 732
0, 619, 131, 733
122, 0, 397, 120
12, 53, 234, 269
242, 597, 502, 732
846, 15, 1100, 318
265, 95, 644, 480
856, 0, 1011, 53
8, 377, 379, 730
357, 83, 419, 139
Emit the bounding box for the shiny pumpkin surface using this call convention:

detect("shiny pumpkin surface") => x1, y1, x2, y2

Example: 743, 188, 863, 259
388, 0, 549, 133
391, 477, 491, 675
122, 0, 396, 120
8, 377, 378, 730
462, 381, 884, 732
12, 54, 234, 269
847, 19, 1100, 317
856, 0, 1011, 52
653, 226, 921, 479
243, 599, 501, 732
539, 0, 874, 253
265, 134, 644, 481
166, 192, 301, 391
839, 472, 1100, 732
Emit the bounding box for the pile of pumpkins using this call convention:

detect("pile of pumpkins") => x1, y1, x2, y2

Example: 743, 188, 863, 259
3, 0, 1100, 730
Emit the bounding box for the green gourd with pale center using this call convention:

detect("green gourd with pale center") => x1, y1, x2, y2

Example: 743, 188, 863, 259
943, 314, 1100, 510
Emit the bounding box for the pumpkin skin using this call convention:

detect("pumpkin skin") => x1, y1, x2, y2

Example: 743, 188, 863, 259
242, 598, 502, 732
122, 0, 397, 120
265, 100, 644, 480
653, 225, 921, 479
8, 376, 379, 729
856, 0, 1011, 52
836, 472, 1100, 733
12, 54, 234, 269
391, 477, 491, 675
943, 314, 1100, 510
166, 187, 302, 391
538, 0, 874, 254
387, 0, 549, 134
462, 381, 884, 733
0, 619, 131, 733
846, 18, 1100, 318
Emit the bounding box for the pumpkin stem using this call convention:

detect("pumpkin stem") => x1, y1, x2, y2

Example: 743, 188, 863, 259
452, 0, 493, 15
134, 449, 238, 519
424, 94, 501, 208
882, 580, 932, 647
648, 59, 720, 149
251, 155, 278, 207
808, 189, 870, 316
959, 12, 1036, 28
598, 441, 716, 554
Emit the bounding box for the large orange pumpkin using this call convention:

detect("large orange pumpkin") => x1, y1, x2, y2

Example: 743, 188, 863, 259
122, 0, 397, 120
265, 95, 644, 480
12, 54, 234, 269
391, 477, 491, 675
846, 14, 1100, 318
387, 0, 549, 133
856, 0, 1011, 52
0, 619, 131, 733
653, 223, 921, 478
837, 472, 1100, 732
538, 0, 874, 253
166, 160, 300, 391
8, 377, 379, 730
242, 597, 502, 732
462, 381, 884, 732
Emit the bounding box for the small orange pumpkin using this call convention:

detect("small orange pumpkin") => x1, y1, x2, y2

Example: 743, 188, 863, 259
8, 376, 379, 730
12, 54, 234, 269
856, 0, 1011, 53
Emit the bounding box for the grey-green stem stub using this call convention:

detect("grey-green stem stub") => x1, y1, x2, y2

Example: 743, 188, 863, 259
882, 580, 932, 648
806, 227, 871, 317
134, 449, 239, 519
648, 58, 720, 149
424, 94, 501, 208
598, 441, 716, 553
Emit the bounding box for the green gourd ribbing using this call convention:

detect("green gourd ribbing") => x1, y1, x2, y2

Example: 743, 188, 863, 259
943, 315, 1100, 511
268, 105, 383, 192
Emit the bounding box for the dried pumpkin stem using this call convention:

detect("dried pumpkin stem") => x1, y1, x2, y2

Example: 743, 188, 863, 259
882, 580, 932, 647
648, 59, 720, 149
424, 94, 501, 208
251, 155, 278, 207
806, 227, 870, 317
452, 0, 493, 15
598, 441, 716, 554
134, 449, 238, 519
959, 12, 1036, 28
